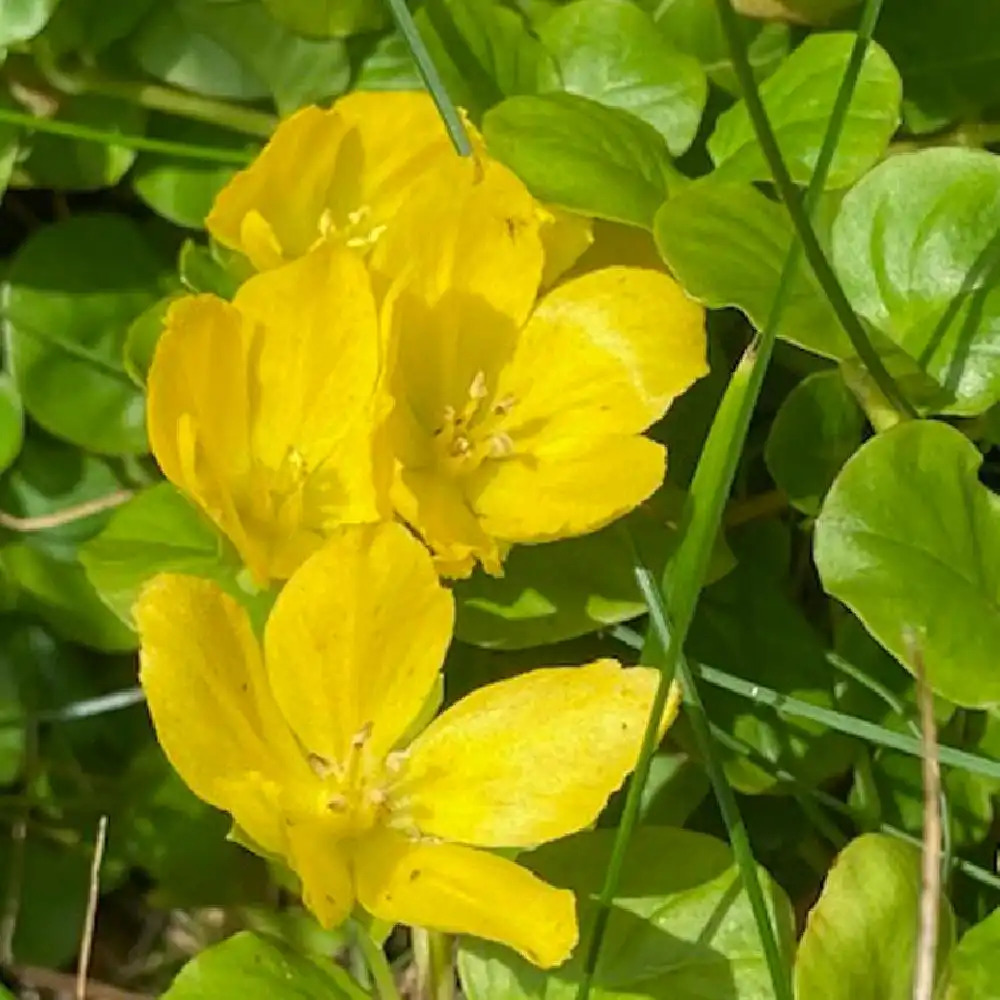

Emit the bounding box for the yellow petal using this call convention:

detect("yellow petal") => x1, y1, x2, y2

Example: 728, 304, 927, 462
401, 660, 670, 847
286, 819, 355, 929
470, 434, 666, 543
147, 295, 258, 569
496, 266, 708, 443
263, 523, 453, 766
233, 244, 387, 503
538, 206, 594, 288
355, 829, 577, 969
135, 574, 310, 854
208, 106, 349, 266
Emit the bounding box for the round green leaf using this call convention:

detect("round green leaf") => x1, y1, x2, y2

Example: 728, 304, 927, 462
124, 295, 179, 387
17, 95, 147, 191
814, 419, 1000, 709
81, 482, 239, 625
651, 0, 789, 96
795, 834, 954, 1000
132, 115, 245, 229
0, 0, 60, 44
832, 147, 1000, 416
163, 930, 360, 1000
764, 370, 866, 515
655, 180, 849, 359
483, 93, 675, 228
1, 544, 137, 652
0, 373, 24, 475
459, 827, 795, 1000
537, 0, 707, 156
3, 214, 167, 455
708, 32, 901, 188
260, 0, 385, 37
946, 908, 1000, 1000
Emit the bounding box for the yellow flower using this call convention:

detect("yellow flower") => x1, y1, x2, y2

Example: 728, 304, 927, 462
147, 246, 389, 584
135, 522, 676, 967
373, 170, 709, 576
206, 89, 593, 282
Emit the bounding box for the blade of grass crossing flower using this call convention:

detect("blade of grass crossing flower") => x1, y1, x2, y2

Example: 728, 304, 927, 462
0, 106, 256, 163
711, 0, 913, 418
383, 0, 472, 156
578, 7, 891, 1000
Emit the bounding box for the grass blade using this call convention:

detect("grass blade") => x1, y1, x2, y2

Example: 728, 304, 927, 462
384, 0, 472, 156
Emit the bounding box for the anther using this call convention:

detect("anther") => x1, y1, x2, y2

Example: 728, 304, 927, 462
327, 794, 348, 812
450, 436, 472, 458
385, 750, 410, 773
351, 721, 374, 749
487, 432, 514, 459
492, 394, 515, 415
368, 788, 389, 808
308, 753, 334, 778
469, 371, 488, 400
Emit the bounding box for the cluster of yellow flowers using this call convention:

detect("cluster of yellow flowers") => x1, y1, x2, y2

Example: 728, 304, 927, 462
135, 92, 707, 967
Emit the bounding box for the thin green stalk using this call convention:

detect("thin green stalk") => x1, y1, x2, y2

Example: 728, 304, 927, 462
355, 928, 401, 1000
636, 559, 793, 993
577, 8, 890, 1000
712, 0, 914, 418
414, 928, 455, 1000
0, 105, 255, 164
384, 0, 472, 156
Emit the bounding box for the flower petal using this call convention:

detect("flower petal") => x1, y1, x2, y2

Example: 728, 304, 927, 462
264, 523, 453, 766
207, 106, 350, 267
392, 466, 501, 578
496, 266, 707, 443
470, 434, 666, 543
147, 295, 257, 564
135, 574, 309, 854
355, 829, 577, 969
538, 206, 594, 288
401, 660, 672, 847
286, 819, 355, 929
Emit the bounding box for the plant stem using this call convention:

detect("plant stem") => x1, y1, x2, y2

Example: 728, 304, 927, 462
356, 928, 401, 1000
413, 929, 454, 1000
384, 0, 472, 156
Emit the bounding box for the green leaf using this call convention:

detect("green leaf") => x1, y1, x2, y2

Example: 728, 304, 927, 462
794, 834, 954, 1000
0, 0, 60, 45
877, 0, 1000, 128
655, 180, 849, 358
687, 527, 856, 793
179, 239, 244, 298
455, 498, 732, 649
260, 0, 385, 38
459, 827, 795, 1000
131, 115, 246, 229
16, 95, 147, 191
351, 32, 422, 91
764, 370, 865, 515
123, 294, 180, 387
945, 908, 1000, 1000
81, 483, 240, 625
536, 0, 707, 156
1, 543, 137, 651
0, 432, 126, 560
38, 0, 156, 57
832, 147, 1000, 416
650, 0, 789, 96
483, 93, 675, 228
708, 32, 901, 188
416, 0, 556, 120
814, 419, 1000, 709
163, 930, 362, 999
0, 373, 24, 475
2, 214, 166, 455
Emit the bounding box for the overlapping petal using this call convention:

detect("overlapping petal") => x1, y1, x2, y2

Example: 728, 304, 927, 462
135, 575, 309, 854
264, 522, 453, 766
401, 660, 667, 847
355, 829, 577, 968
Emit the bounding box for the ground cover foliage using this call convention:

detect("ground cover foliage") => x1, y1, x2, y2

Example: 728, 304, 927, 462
0, 0, 997, 997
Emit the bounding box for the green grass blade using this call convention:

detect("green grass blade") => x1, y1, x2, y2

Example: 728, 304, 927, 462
711, 0, 913, 418
0, 105, 256, 163
576, 7, 890, 1000
384, 0, 472, 156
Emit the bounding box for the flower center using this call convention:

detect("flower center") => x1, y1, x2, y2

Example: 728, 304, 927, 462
432, 371, 516, 477
304, 724, 419, 840
316, 205, 387, 253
